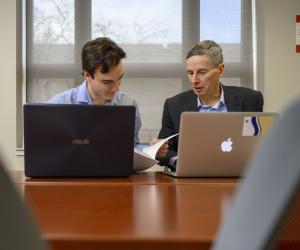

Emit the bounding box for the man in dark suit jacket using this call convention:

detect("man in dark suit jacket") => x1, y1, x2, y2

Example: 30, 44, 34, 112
157, 40, 264, 167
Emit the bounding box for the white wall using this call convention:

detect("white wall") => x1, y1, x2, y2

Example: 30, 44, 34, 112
0, 0, 21, 170
0, 0, 299, 170
257, 0, 300, 112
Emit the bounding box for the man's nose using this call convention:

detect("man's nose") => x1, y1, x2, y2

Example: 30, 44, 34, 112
192, 73, 200, 83
111, 80, 120, 91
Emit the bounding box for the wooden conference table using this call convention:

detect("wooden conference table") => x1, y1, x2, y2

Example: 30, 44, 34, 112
10, 170, 300, 250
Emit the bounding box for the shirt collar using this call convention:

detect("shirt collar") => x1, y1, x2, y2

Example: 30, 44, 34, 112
197, 83, 226, 111
77, 80, 94, 104
77, 80, 119, 106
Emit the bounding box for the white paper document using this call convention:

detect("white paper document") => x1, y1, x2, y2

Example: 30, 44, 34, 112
133, 133, 179, 171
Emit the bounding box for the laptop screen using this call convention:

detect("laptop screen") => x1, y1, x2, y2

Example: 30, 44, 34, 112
24, 104, 135, 177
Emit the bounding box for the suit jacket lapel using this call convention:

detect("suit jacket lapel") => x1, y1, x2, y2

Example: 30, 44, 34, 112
223, 86, 242, 111
183, 91, 199, 112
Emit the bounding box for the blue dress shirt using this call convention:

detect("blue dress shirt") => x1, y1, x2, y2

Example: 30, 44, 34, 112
47, 81, 142, 144
197, 85, 228, 112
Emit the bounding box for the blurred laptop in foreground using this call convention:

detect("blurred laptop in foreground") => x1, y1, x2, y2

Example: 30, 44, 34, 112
0, 153, 49, 249
212, 97, 300, 250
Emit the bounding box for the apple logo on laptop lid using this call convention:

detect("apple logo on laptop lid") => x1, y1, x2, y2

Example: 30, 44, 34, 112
221, 138, 233, 152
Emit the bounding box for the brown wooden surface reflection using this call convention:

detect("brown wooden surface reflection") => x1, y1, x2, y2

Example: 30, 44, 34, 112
276, 191, 300, 250
10, 171, 300, 250
23, 177, 236, 250
10, 170, 239, 185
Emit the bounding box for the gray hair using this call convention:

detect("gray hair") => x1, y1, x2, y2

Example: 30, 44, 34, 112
186, 40, 223, 67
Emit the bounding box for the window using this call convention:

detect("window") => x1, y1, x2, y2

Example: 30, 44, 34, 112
25, 0, 253, 142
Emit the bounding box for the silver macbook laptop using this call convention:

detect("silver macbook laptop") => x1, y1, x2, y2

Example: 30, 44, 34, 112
164, 112, 277, 177
24, 104, 135, 177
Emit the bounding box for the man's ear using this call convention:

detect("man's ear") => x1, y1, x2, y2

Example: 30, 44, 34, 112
218, 63, 225, 76
83, 70, 92, 81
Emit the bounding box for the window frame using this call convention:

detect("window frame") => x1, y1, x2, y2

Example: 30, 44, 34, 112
25, 0, 253, 92
17, 0, 254, 149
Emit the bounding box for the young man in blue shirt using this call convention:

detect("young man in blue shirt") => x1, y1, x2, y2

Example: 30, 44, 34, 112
48, 37, 142, 144
48, 37, 168, 158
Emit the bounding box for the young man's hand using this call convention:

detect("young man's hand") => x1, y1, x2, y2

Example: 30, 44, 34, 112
149, 138, 169, 159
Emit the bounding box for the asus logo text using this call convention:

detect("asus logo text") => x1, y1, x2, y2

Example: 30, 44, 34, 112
71, 139, 90, 145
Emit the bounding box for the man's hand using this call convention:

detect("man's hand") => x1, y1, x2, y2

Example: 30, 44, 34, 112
149, 138, 169, 159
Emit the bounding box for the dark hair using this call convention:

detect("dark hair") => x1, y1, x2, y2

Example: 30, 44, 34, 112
186, 40, 223, 67
81, 37, 126, 78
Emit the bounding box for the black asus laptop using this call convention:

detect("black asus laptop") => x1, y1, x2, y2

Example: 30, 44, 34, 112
23, 104, 135, 177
